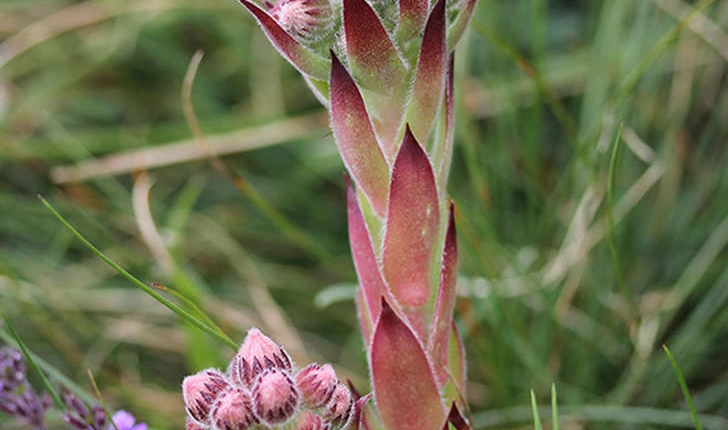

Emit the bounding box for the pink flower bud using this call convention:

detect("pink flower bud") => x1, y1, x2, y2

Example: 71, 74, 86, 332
295, 363, 337, 408
209, 388, 258, 430
251, 368, 300, 425
268, 0, 333, 42
295, 410, 330, 430
182, 368, 230, 424
230, 328, 293, 389
323, 382, 353, 427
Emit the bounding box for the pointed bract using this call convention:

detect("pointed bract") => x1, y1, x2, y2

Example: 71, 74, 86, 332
351, 393, 374, 430
331, 55, 390, 216
441, 402, 473, 430
383, 127, 440, 309
429, 203, 458, 386
407, 0, 447, 143
435, 54, 456, 189
238, 0, 330, 80
343, 0, 406, 92
347, 179, 390, 336
371, 300, 446, 430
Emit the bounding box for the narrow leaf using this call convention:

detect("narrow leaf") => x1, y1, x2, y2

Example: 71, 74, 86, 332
383, 127, 440, 311
238, 0, 330, 81
407, 0, 447, 143
552, 383, 559, 430
371, 300, 445, 430
39, 196, 237, 350
343, 0, 406, 92
435, 54, 455, 191
429, 203, 458, 386
531, 390, 544, 430
332, 54, 390, 216
87, 370, 119, 430
663, 345, 704, 430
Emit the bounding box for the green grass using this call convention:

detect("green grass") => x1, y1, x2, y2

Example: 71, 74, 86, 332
1, 0, 727, 429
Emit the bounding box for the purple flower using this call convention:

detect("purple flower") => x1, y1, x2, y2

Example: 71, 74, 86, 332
0, 346, 50, 430
110, 410, 147, 430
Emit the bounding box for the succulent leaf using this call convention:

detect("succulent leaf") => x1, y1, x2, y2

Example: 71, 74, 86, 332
434, 54, 455, 191
347, 180, 391, 341
332, 54, 390, 217
429, 203, 457, 386
448, 322, 467, 401
382, 127, 440, 311
343, 0, 407, 92
370, 300, 446, 430
441, 403, 472, 430
238, 0, 330, 81
407, 0, 447, 143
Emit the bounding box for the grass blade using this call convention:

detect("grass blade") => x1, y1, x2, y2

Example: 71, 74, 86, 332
38, 195, 238, 350
530, 389, 543, 430
663, 345, 703, 430
607, 121, 633, 306
551, 383, 559, 430
88, 369, 119, 430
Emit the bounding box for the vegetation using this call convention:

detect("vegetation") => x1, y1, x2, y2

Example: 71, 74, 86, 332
1, 0, 727, 428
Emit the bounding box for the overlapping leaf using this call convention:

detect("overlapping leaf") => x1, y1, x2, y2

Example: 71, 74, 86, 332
371, 300, 446, 430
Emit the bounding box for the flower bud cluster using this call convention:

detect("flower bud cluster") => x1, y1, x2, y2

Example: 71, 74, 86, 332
183, 328, 354, 430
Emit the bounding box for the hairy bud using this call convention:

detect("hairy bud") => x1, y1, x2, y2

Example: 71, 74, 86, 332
295, 363, 337, 408
323, 382, 353, 427
251, 368, 299, 425
182, 368, 230, 423
230, 328, 293, 389
209, 388, 258, 430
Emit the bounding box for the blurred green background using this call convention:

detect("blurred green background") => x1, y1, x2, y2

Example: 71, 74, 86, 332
1, 0, 727, 428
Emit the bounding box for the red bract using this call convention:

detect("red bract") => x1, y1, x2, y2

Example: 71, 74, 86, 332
382, 127, 440, 332
370, 300, 446, 430
407, 0, 447, 143
331, 55, 390, 217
